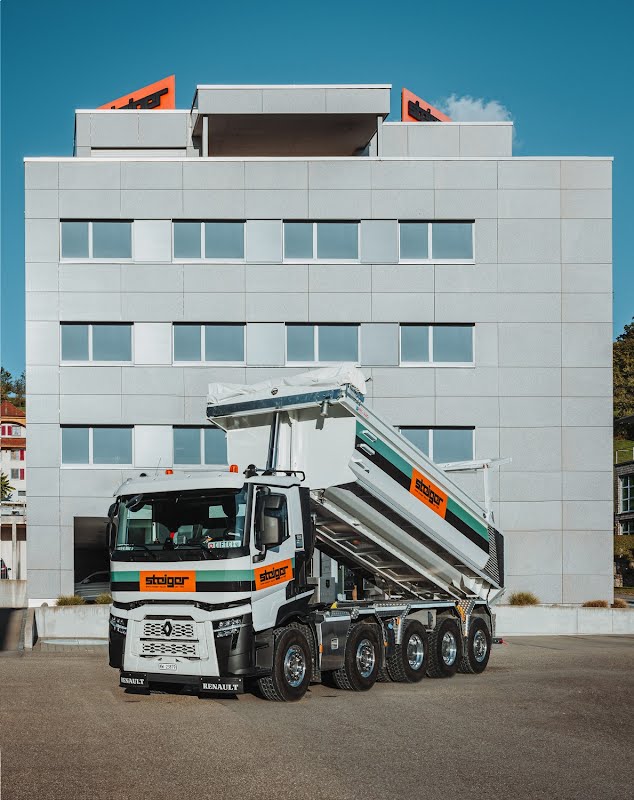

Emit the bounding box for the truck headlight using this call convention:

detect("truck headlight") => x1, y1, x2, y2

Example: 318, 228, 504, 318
109, 614, 127, 635
213, 617, 242, 638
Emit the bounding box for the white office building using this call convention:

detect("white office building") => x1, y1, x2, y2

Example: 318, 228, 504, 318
24, 83, 613, 603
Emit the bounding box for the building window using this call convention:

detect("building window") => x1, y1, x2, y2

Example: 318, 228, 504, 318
400, 427, 474, 463
621, 520, 634, 534
18, 490, 26, 497
1, 425, 23, 437
283, 222, 359, 261
61, 221, 132, 260
286, 324, 359, 364
173, 426, 227, 466
173, 324, 245, 363
431, 222, 473, 260
61, 427, 132, 466
10, 469, 19, 480
400, 325, 474, 364
61, 324, 132, 362
284, 222, 313, 259
173, 222, 245, 260
399, 221, 474, 261
621, 476, 634, 513
174, 222, 202, 259
399, 223, 429, 260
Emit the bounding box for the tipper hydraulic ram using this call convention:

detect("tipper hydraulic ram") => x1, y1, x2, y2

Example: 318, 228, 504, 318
108, 367, 505, 700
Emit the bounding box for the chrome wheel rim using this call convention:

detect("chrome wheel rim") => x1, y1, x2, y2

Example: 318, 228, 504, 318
407, 633, 425, 670
283, 644, 306, 688
441, 631, 458, 665
473, 629, 488, 663
356, 638, 376, 678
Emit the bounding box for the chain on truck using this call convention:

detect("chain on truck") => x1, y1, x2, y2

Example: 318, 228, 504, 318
108, 367, 505, 701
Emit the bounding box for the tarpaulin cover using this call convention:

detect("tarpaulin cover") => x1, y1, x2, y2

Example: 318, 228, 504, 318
208, 365, 367, 406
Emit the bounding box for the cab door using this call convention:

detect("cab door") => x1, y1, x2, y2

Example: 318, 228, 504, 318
250, 487, 302, 632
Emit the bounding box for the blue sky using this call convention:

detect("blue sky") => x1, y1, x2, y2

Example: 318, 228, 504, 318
1, 0, 631, 376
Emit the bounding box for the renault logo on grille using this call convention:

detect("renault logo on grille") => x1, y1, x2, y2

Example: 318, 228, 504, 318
162, 620, 173, 637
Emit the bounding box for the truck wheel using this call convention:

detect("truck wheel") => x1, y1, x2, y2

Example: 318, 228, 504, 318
376, 666, 393, 682
386, 619, 427, 683
325, 623, 380, 691
458, 617, 491, 675
256, 624, 312, 702
426, 617, 462, 678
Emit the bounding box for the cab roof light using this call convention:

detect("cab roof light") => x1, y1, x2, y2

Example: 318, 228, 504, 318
165, 469, 174, 475
229, 464, 239, 473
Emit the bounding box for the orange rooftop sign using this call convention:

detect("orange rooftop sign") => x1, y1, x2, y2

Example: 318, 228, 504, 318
401, 88, 451, 122
99, 75, 175, 110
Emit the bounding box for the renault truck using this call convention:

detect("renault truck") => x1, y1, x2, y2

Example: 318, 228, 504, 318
107, 367, 504, 701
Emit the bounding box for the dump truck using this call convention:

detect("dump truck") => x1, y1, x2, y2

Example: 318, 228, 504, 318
107, 366, 504, 700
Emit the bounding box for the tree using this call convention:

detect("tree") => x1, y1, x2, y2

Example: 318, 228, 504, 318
614, 318, 634, 439
1, 472, 14, 501
12, 371, 25, 407
0, 368, 12, 401
0, 367, 25, 409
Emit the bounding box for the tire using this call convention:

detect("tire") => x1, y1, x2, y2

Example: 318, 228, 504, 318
256, 623, 312, 702
324, 623, 381, 692
458, 616, 491, 675
386, 619, 427, 683
376, 665, 393, 683
426, 617, 462, 678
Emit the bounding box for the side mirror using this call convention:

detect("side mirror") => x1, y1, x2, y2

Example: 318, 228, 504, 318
255, 494, 286, 550
107, 501, 119, 551
106, 521, 116, 551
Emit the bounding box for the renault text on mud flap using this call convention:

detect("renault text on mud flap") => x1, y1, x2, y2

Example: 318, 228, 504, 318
254, 559, 294, 590
201, 680, 243, 693
120, 675, 146, 686
140, 570, 196, 592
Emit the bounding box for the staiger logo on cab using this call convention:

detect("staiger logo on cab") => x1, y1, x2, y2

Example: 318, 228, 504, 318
140, 571, 196, 592
254, 560, 293, 590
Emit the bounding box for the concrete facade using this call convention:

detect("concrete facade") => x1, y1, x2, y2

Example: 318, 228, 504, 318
25, 84, 613, 603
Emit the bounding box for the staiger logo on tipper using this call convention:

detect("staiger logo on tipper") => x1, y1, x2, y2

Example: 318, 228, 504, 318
409, 469, 448, 518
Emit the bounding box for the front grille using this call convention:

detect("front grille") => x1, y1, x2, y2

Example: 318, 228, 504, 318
141, 640, 199, 657
142, 621, 194, 639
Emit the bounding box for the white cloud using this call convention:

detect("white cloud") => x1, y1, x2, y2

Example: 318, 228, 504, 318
438, 94, 513, 122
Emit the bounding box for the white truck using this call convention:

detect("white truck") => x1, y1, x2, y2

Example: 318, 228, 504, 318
108, 367, 504, 701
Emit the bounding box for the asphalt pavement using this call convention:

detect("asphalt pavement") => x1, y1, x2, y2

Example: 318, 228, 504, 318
0, 636, 632, 800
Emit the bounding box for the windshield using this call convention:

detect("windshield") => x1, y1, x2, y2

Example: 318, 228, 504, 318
116, 488, 248, 559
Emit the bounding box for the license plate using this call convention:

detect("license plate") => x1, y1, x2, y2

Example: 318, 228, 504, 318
200, 677, 244, 694
120, 672, 148, 689
158, 663, 178, 671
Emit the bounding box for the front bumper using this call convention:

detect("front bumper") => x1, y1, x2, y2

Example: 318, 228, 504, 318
120, 671, 244, 694
110, 603, 270, 683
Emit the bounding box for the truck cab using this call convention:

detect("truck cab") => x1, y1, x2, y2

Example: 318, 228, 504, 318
109, 470, 315, 695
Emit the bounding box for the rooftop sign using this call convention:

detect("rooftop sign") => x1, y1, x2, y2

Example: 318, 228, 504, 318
99, 75, 175, 110
401, 88, 451, 122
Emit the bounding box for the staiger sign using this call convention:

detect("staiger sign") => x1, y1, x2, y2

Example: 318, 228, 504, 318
401, 88, 451, 123
99, 75, 175, 110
